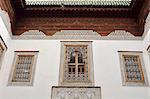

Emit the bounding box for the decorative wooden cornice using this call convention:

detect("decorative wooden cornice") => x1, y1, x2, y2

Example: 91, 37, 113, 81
0, 0, 149, 37
23, 7, 133, 18
13, 17, 141, 36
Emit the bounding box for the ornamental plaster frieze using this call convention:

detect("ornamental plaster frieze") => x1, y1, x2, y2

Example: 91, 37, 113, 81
12, 30, 142, 40
103, 30, 141, 40
51, 86, 101, 99
17, 30, 46, 39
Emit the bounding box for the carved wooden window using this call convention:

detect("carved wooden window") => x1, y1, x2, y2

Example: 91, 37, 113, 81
65, 45, 88, 82
59, 41, 94, 86
119, 51, 148, 86
0, 36, 7, 70
8, 51, 38, 86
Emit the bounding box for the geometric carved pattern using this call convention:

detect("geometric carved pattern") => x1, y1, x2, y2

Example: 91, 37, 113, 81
51, 86, 101, 99
8, 51, 38, 86
119, 51, 148, 86
25, 0, 132, 7
107, 30, 136, 40
59, 41, 94, 86
123, 55, 144, 82
12, 30, 142, 40
12, 55, 34, 82
21, 30, 46, 36
64, 45, 88, 82
25, 0, 131, 6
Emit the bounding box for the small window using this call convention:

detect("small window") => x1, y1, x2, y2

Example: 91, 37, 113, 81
118, 51, 148, 86
8, 51, 38, 86
59, 41, 94, 86
0, 36, 7, 70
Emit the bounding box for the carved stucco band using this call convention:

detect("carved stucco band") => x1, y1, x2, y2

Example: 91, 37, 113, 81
12, 30, 142, 40
51, 86, 101, 99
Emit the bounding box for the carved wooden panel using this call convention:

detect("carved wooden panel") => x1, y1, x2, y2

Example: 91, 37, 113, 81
59, 41, 94, 86
12, 55, 34, 82
64, 45, 88, 82
8, 51, 38, 86
119, 51, 148, 86
123, 55, 144, 82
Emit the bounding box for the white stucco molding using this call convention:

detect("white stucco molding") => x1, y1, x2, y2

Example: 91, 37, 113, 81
51, 86, 101, 99
52, 30, 101, 39
103, 30, 141, 40
12, 30, 142, 40
16, 30, 47, 39
12, 30, 101, 40
0, 8, 13, 37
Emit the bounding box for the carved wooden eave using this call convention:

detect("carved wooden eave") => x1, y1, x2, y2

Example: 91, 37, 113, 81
14, 17, 141, 36
0, 0, 149, 37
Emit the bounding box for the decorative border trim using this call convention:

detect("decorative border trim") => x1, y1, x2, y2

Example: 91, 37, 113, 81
11, 30, 142, 40
59, 41, 94, 86
26, 0, 131, 6
118, 51, 149, 86
51, 86, 101, 99
8, 51, 39, 86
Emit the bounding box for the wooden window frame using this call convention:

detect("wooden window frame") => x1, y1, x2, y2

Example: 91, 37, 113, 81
59, 41, 94, 86
118, 51, 149, 86
8, 51, 38, 86
66, 45, 87, 82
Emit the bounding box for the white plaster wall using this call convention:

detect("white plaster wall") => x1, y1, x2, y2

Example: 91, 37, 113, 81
0, 16, 11, 46
0, 39, 149, 99
0, 10, 149, 99
0, 15, 11, 98
93, 40, 150, 99
142, 30, 150, 98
